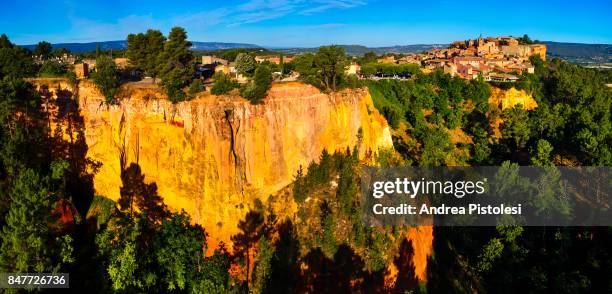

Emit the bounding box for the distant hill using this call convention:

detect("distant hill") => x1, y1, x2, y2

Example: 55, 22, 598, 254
277, 44, 447, 56
20, 40, 611, 64
279, 42, 611, 63
20, 40, 259, 53
544, 41, 612, 64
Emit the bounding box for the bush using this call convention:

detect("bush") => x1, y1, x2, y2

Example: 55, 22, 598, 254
240, 83, 258, 100
235, 53, 257, 76
241, 65, 272, 104
210, 72, 239, 95
381, 106, 400, 129
342, 74, 363, 89
91, 55, 119, 105
39, 60, 68, 77
187, 79, 204, 98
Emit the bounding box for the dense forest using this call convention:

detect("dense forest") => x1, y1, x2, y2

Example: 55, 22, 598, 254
0, 29, 611, 293
362, 55, 611, 292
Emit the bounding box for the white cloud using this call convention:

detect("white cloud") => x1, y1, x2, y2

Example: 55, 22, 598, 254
204, 0, 366, 27
171, 8, 229, 28
300, 0, 367, 15
52, 0, 367, 42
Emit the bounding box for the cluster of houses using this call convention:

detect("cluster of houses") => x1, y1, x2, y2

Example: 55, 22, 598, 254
33, 53, 77, 66
376, 36, 547, 82
73, 57, 129, 79
196, 55, 244, 82
197, 54, 296, 83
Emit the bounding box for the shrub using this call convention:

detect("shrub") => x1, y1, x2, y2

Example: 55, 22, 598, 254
241, 65, 272, 104
187, 79, 204, 98
39, 60, 68, 77
210, 72, 239, 95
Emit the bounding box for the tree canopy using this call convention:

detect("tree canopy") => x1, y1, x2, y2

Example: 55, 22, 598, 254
158, 27, 195, 104
91, 55, 119, 105
34, 41, 53, 59
235, 52, 257, 76
127, 29, 166, 80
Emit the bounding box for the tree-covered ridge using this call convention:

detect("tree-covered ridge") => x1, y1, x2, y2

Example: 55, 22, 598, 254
365, 56, 610, 167
360, 56, 612, 292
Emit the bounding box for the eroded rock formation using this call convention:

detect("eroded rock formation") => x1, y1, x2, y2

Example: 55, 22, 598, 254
489, 87, 538, 110
34, 79, 393, 247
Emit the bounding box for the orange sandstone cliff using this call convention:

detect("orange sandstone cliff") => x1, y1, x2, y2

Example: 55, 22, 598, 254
489, 87, 537, 110
31, 78, 543, 284
37, 80, 393, 247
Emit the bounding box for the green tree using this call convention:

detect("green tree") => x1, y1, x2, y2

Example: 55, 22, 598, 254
191, 247, 231, 293
0, 34, 35, 78
381, 106, 400, 129
97, 203, 218, 292
39, 60, 68, 77
158, 27, 195, 103
127, 29, 166, 81
126, 33, 148, 71
360, 51, 377, 65
279, 54, 288, 75
252, 236, 274, 294
0, 34, 11, 48
235, 52, 257, 76
291, 53, 320, 88
517, 34, 533, 45
188, 79, 204, 98
0, 169, 61, 272
144, 30, 166, 81
92, 55, 119, 105
472, 139, 492, 164
464, 78, 492, 104
293, 165, 306, 203
34, 41, 53, 59
501, 106, 532, 150
53, 47, 70, 57
531, 139, 554, 166
320, 214, 338, 257
154, 212, 207, 291
314, 45, 347, 92
211, 72, 239, 95
476, 226, 524, 273
420, 127, 453, 166
0, 76, 46, 180
96, 217, 148, 291
241, 64, 272, 104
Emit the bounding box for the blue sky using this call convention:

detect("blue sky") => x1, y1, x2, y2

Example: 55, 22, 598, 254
2, 0, 611, 47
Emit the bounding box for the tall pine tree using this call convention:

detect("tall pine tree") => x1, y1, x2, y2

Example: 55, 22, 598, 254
157, 27, 194, 104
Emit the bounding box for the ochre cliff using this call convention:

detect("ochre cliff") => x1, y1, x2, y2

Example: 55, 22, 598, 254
489, 87, 538, 110
31, 78, 543, 284
35, 79, 393, 248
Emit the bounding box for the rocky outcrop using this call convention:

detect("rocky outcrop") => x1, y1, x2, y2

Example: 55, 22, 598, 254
34, 79, 393, 247
489, 87, 538, 110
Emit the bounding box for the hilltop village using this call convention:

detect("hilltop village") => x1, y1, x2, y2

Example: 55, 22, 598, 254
60, 35, 546, 86
380, 36, 546, 82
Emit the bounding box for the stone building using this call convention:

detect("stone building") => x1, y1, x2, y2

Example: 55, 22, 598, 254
75, 63, 88, 79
